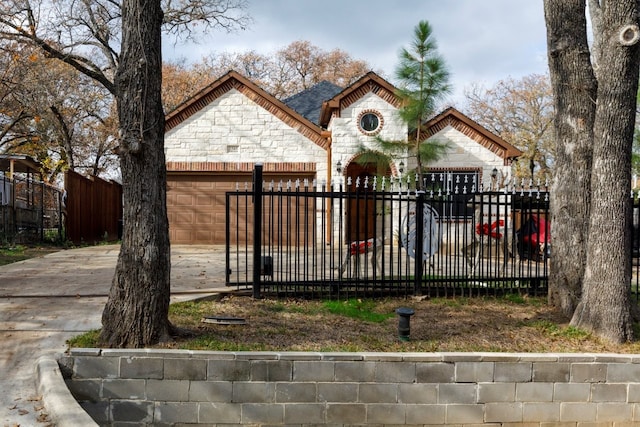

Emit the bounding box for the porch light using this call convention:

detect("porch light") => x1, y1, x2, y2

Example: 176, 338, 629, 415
491, 167, 498, 179
336, 161, 342, 174
399, 161, 405, 174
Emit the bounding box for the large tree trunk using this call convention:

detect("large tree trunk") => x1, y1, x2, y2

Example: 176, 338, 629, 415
544, 0, 596, 317
571, 2, 640, 342
100, 0, 171, 347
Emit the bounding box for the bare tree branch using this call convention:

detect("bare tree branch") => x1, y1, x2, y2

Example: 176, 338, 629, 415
162, 0, 252, 39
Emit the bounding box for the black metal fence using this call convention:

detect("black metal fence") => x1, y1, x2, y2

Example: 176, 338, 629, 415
0, 173, 64, 244
225, 165, 560, 299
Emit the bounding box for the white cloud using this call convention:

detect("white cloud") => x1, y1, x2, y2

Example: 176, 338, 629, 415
163, 0, 549, 107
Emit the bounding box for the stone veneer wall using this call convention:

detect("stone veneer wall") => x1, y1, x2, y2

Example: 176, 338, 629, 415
164, 89, 327, 179
60, 349, 640, 426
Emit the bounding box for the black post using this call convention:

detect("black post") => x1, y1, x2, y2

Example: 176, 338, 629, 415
225, 192, 231, 285
414, 191, 425, 295
396, 307, 415, 341
252, 163, 263, 298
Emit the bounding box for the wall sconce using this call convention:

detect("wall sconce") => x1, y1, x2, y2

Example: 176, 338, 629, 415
336, 161, 342, 174
491, 167, 498, 180
399, 161, 405, 174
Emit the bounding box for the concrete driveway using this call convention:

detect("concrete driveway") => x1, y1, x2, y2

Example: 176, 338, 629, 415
0, 244, 230, 427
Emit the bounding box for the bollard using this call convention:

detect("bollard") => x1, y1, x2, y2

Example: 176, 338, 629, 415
396, 307, 415, 341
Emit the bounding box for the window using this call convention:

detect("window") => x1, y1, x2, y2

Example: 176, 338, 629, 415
423, 169, 480, 219
357, 110, 383, 135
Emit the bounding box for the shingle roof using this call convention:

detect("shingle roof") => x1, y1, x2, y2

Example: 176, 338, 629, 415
284, 81, 343, 126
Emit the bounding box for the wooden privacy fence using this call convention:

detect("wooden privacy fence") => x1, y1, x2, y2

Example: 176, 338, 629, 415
65, 170, 122, 244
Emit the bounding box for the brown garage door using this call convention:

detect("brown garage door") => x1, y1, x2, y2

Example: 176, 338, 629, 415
167, 172, 316, 245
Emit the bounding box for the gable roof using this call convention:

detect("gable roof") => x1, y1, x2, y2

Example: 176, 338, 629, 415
164, 70, 328, 150
284, 81, 343, 125
424, 107, 522, 160
319, 71, 401, 128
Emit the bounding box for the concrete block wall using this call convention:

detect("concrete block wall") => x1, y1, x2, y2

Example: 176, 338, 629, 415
61, 349, 640, 426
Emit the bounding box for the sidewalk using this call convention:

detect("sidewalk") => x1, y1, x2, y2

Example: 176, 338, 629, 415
0, 244, 229, 427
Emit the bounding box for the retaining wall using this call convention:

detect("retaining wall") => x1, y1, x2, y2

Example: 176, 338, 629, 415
57, 349, 640, 426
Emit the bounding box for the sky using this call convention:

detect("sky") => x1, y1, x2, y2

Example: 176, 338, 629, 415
162, 0, 549, 107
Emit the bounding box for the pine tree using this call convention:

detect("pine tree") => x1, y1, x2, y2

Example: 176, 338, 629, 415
376, 20, 452, 189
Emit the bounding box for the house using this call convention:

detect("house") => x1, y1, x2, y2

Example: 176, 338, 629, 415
164, 71, 522, 245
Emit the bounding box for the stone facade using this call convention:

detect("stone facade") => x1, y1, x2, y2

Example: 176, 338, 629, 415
161, 71, 522, 244
433, 125, 507, 178
165, 89, 328, 183
330, 93, 407, 172
59, 349, 640, 426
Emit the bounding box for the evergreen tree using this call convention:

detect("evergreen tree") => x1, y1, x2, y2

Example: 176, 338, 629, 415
376, 20, 452, 189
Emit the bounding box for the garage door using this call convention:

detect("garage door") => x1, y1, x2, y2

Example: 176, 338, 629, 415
167, 172, 316, 245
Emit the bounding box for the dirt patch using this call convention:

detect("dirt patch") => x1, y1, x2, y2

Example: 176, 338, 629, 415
164, 294, 640, 353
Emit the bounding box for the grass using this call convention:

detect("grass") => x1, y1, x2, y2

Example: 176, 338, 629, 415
322, 299, 395, 323
0, 244, 61, 266
67, 293, 640, 354
66, 329, 101, 348
4, 243, 636, 354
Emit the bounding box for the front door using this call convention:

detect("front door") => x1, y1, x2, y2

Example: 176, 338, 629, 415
345, 161, 389, 242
